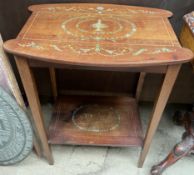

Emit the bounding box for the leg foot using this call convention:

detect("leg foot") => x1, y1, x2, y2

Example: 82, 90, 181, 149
151, 135, 194, 175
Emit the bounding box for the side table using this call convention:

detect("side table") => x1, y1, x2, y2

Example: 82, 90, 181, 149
3, 3, 193, 166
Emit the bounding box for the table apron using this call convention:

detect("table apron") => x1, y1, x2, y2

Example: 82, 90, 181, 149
29, 60, 168, 74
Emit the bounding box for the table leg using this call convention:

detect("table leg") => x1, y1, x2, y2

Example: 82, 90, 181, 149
15, 57, 54, 165
33, 137, 42, 157
49, 67, 57, 101
136, 72, 146, 102
138, 64, 181, 167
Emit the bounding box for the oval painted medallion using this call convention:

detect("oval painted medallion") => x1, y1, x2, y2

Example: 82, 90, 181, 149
72, 104, 120, 132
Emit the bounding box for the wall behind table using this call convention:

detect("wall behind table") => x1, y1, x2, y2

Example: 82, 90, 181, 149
1, 0, 194, 103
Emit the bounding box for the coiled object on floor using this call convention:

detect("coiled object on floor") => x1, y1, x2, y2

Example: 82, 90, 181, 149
0, 87, 33, 165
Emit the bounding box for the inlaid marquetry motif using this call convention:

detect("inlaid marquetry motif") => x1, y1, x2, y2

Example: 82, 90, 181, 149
61, 16, 137, 42
92, 19, 108, 32
18, 42, 44, 50
72, 105, 120, 132
15, 4, 178, 58
7, 3, 185, 63
44, 6, 159, 15
18, 42, 175, 57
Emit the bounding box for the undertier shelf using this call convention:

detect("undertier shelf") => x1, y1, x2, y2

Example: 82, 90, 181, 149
48, 95, 143, 147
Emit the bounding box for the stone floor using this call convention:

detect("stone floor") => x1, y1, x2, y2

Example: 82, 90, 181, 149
1, 103, 194, 175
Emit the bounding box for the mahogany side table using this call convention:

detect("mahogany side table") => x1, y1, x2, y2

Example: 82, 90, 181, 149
3, 3, 193, 166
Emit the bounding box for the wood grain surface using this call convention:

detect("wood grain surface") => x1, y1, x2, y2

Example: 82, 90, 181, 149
49, 95, 143, 147
3, 3, 193, 67
15, 56, 54, 164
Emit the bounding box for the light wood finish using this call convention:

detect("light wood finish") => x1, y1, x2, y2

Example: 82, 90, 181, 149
180, 12, 194, 69
15, 56, 53, 164
138, 64, 181, 167
0, 35, 25, 108
136, 72, 146, 101
32, 137, 41, 157
180, 23, 194, 52
180, 23, 194, 70
49, 67, 57, 101
3, 3, 193, 166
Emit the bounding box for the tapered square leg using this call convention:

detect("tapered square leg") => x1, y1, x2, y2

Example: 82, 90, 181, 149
15, 57, 54, 165
138, 64, 181, 167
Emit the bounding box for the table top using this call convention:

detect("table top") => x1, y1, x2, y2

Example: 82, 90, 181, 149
3, 3, 193, 67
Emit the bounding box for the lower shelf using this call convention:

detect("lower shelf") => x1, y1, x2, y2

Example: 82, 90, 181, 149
48, 95, 143, 147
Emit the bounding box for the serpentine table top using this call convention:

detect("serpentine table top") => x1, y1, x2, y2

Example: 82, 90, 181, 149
3, 3, 194, 166
3, 3, 193, 67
